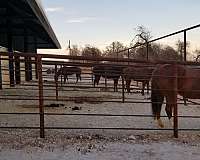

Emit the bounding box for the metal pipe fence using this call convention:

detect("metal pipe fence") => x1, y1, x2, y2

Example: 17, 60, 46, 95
1, 25, 200, 138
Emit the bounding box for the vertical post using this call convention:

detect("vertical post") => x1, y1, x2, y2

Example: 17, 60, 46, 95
0, 55, 2, 89
184, 31, 187, 62
122, 75, 125, 103
60, 65, 63, 87
127, 49, 130, 65
24, 28, 31, 81
146, 42, 149, 61
7, 20, 15, 87
173, 64, 178, 138
55, 64, 58, 101
15, 55, 21, 84
34, 36, 38, 79
37, 55, 44, 138
105, 71, 107, 91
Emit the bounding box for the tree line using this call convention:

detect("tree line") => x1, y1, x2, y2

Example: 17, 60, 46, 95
68, 26, 200, 61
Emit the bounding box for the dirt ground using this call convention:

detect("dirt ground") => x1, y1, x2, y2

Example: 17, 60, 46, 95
1, 74, 200, 159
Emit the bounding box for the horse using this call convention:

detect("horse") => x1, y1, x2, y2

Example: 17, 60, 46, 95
92, 64, 124, 92
54, 66, 81, 83
123, 66, 155, 95
151, 64, 200, 128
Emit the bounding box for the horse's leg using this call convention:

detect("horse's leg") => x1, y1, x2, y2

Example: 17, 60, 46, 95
76, 74, 78, 83
114, 79, 118, 92
126, 79, 131, 93
64, 75, 67, 83
151, 82, 164, 128
165, 96, 175, 120
147, 81, 149, 94
183, 96, 187, 106
141, 82, 145, 96
94, 75, 100, 87
79, 74, 81, 81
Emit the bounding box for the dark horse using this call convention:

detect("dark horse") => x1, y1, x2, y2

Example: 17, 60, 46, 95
54, 66, 81, 83
151, 64, 200, 128
123, 66, 155, 95
93, 65, 124, 92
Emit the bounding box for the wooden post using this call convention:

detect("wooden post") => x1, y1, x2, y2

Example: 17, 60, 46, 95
7, 21, 15, 87
37, 55, 44, 138
15, 55, 21, 84
173, 64, 178, 138
0, 55, 2, 89
34, 36, 38, 79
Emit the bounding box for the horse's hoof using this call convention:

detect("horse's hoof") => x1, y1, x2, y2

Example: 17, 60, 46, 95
157, 119, 164, 128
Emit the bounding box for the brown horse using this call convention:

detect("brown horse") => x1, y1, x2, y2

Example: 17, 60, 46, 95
123, 66, 154, 95
93, 65, 124, 92
151, 64, 200, 128
54, 66, 81, 83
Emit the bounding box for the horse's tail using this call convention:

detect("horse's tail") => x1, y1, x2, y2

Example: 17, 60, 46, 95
151, 80, 164, 120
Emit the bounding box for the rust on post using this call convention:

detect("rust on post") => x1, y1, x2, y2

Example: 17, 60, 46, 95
37, 55, 45, 138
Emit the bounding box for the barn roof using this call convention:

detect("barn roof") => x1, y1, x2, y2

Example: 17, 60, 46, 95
0, 0, 61, 50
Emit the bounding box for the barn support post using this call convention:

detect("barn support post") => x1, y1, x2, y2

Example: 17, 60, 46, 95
15, 54, 21, 84
173, 63, 178, 138
24, 29, 29, 81
0, 55, 2, 89
24, 29, 32, 81
34, 36, 38, 79
184, 30, 187, 62
37, 55, 45, 138
7, 25, 15, 87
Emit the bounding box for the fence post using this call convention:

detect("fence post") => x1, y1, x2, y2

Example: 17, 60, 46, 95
37, 55, 45, 138
146, 42, 149, 61
55, 64, 58, 101
122, 75, 125, 103
173, 64, 178, 138
184, 31, 187, 62
127, 49, 130, 65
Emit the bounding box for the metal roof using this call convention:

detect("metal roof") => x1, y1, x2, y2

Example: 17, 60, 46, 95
0, 0, 61, 50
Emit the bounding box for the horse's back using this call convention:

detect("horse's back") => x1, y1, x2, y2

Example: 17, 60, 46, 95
93, 65, 123, 78
123, 66, 154, 81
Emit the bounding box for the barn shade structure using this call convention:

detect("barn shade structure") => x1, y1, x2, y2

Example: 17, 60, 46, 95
0, 0, 61, 87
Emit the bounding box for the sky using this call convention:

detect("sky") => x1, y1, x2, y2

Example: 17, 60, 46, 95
39, 0, 200, 55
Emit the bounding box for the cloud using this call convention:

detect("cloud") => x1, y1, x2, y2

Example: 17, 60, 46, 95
45, 7, 64, 13
66, 17, 97, 23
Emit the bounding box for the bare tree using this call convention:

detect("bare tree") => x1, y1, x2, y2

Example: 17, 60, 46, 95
176, 40, 190, 61
69, 45, 81, 56
81, 45, 102, 57
131, 25, 152, 45
103, 41, 126, 58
